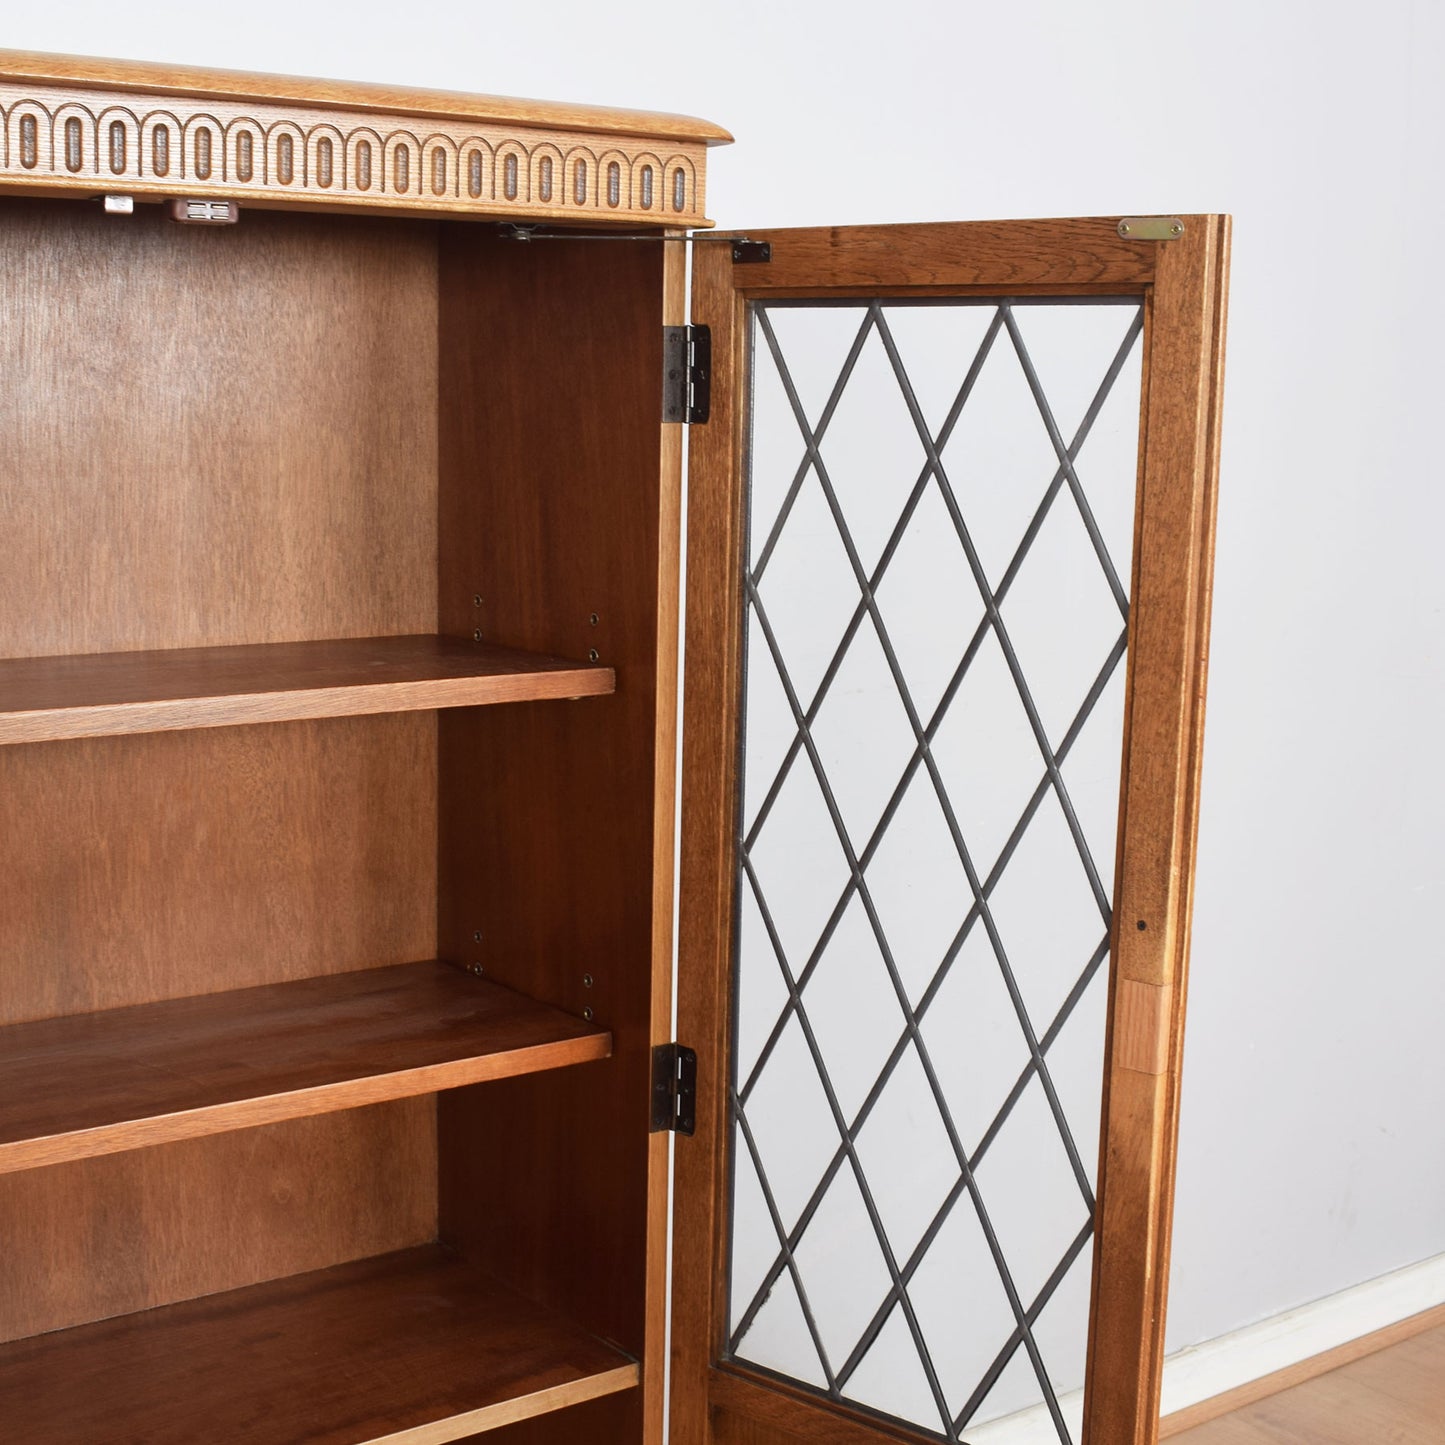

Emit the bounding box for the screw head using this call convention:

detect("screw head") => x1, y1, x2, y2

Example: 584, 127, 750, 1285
589, 613, 599, 626
588, 648, 600, 662
473, 594, 483, 607
1170, 220, 1184, 236
473, 930, 483, 943
582, 1006, 594, 1022
469, 963, 485, 975
473, 629, 483, 642
583, 973, 594, 988
1117, 220, 1131, 237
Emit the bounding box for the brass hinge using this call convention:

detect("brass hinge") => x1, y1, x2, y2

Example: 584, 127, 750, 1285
651, 1042, 697, 1135
662, 325, 711, 425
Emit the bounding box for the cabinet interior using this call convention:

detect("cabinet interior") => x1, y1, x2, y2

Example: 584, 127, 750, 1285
0, 196, 670, 1444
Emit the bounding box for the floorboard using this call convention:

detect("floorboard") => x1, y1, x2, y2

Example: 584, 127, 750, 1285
1170, 1321, 1445, 1444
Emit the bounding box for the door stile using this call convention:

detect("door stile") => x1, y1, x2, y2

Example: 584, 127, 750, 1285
671, 236, 751, 1445
645, 228, 695, 1445
1082, 215, 1232, 1445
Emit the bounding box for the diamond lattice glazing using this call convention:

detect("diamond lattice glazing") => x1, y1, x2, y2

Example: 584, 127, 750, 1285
727, 299, 1145, 1443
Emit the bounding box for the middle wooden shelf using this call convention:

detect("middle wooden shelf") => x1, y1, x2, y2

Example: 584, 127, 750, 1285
0, 633, 616, 745
0, 960, 610, 1174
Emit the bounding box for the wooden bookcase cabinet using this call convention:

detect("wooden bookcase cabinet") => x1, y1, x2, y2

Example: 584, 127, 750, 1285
0, 49, 715, 1445
0, 47, 1230, 1445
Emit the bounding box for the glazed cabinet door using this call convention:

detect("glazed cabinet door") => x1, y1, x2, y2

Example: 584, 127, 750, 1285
671, 218, 1229, 1445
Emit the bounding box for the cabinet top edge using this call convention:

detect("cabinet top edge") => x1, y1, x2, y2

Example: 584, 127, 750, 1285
0, 48, 735, 147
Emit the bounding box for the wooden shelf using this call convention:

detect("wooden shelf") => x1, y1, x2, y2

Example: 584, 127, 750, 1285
0, 1244, 638, 1444
0, 961, 610, 1174
0, 634, 615, 745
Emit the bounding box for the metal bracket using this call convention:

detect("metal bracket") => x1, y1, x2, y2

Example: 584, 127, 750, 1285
167, 198, 240, 225
1117, 216, 1185, 241
731, 239, 771, 264
662, 325, 711, 425
651, 1042, 697, 1135
489, 226, 770, 263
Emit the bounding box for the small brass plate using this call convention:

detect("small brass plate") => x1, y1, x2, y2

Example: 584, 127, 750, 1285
1117, 216, 1185, 241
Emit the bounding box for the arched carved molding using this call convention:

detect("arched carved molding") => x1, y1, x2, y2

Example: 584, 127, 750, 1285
265, 119, 306, 188
494, 139, 528, 204
345, 126, 383, 194
663, 154, 697, 217
383, 129, 422, 197
97, 106, 141, 180
421, 133, 459, 200
52, 102, 98, 176
7, 100, 53, 173
0, 81, 711, 223
458, 138, 492, 201
140, 110, 179, 181
598, 149, 630, 212
182, 113, 224, 183
305, 121, 345, 191
631, 150, 663, 213
564, 145, 599, 209
223, 117, 264, 184
530, 142, 562, 208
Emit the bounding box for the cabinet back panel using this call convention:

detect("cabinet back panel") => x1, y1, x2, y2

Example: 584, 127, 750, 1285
0, 200, 437, 658
0, 714, 436, 1024
0, 1099, 436, 1342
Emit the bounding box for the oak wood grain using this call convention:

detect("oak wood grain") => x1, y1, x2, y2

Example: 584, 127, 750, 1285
709, 1369, 936, 1445
1083, 215, 1232, 1445
447, 1392, 645, 1445
712, 1417, 806, 1445
719, 219, 1161, 294
0, 1101, 436, 1342
669, 231, 750, 1445
0, 634, 614, 744
0, 201, 436, 660
0, 714, 436, 1025
0, 960, 609, 1173
640, 225, 692, 1442
0, 1244, 639, 1444
0, 46, 732, 143
434, 228, 677, 1445
1115, 979, 1175, 1075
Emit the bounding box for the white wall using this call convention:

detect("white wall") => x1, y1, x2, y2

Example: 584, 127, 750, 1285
14, 0, 1443, 1368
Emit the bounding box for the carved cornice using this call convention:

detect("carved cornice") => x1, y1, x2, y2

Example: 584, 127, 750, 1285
0, 82, 710, 225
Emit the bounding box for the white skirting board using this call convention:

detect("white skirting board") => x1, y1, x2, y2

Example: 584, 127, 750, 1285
959, 1250, 1445, 1443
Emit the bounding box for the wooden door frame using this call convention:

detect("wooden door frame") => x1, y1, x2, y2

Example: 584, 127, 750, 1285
672, 216, 1231, 1445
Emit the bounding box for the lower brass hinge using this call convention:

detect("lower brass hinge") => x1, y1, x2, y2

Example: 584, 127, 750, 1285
651, 1042, 697, 1135
662, 325, 711, 425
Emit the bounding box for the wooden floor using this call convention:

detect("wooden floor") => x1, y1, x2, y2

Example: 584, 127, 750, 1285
1170, 1322, 1445, 1444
